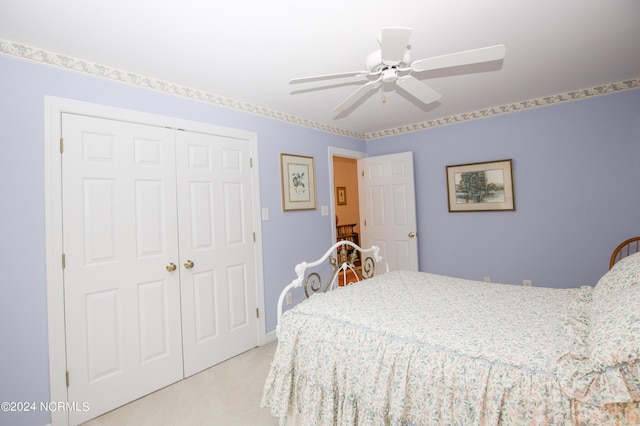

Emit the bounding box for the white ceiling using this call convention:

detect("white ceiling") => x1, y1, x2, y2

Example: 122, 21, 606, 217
1, 0, 639, 138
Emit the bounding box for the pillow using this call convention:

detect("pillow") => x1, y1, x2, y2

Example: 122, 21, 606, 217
592, 252, 640, 301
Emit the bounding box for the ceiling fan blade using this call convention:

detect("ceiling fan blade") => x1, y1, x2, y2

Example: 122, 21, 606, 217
290, 70, 367, 84
395, 75, 441, 105
411, 44, 505, 72
333, 79, 381, 112
381, 27, 412, 65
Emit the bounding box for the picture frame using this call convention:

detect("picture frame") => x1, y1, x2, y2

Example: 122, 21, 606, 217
281, 153, 317, 211
446, 159, 515, 212
336, 187, 347, 205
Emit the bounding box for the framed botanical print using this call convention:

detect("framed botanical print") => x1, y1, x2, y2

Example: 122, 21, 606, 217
281, 153, 317, 211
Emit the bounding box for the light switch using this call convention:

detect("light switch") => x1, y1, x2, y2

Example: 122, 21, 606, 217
262, 208, 269, 220
321, 205, 329, 216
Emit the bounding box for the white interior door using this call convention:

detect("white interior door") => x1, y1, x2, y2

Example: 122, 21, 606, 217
62, 114, 184, 424
358, 151, 419, 271
176, 131, 258, 377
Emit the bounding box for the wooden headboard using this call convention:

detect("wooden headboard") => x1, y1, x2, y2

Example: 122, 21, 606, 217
609, 236, 640, 269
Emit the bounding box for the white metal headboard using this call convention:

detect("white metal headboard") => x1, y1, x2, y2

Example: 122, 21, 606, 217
276, 240, 388, 335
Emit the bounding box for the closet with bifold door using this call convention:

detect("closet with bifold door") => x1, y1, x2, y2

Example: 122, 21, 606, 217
61, 113, 259, 424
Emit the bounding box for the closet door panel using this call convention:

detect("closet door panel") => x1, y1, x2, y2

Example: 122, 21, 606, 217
176, 131, 258, 377
62, 114, 183, 425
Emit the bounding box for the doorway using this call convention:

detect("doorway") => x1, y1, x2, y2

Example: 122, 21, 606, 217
328, 148, 366, 247
328, 147, 419, 272
333, 156, 361, 249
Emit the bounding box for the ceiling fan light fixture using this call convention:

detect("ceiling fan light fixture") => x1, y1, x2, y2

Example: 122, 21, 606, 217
382, 68, 398, 83
367, 48, 411, 73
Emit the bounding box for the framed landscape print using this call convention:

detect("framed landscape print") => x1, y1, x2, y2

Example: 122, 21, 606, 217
446, 159, 515, 212
281, 153, 317, 211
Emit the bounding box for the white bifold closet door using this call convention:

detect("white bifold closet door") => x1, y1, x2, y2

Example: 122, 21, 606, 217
62, 114, 257, 425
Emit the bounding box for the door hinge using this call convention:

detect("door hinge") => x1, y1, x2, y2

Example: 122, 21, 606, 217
61, 253, 66, 269
60, 137, 64, 153
253, 232, 256, 243
66, 371, 70, 387
250, 157, 253, 168
256, 308, 259, 318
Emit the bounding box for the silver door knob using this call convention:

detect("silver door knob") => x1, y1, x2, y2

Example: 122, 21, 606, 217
408, 232, 416, 238
166, 263, 177, 272
184, 260, 194, 269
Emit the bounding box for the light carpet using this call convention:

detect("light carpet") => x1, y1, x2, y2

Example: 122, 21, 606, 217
82, 341, 279, 425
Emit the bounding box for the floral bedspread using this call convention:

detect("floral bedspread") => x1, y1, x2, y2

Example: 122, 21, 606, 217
261, 270, 638, 425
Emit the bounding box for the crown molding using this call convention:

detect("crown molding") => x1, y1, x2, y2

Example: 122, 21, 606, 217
1, 37, 638, 141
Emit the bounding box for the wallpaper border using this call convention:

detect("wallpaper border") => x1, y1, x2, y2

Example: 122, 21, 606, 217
1, 38, 638, 141
367, 79, 640, 140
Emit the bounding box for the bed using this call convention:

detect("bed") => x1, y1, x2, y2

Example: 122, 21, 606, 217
610, 236, 640, 269
262, 240, 640, 425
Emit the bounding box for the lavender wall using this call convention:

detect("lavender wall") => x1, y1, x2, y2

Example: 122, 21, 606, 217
0, 55, 364, 426
367, 89, 640, 287
0, 51, 638, 426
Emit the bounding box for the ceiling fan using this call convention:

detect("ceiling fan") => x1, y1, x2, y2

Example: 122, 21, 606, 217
290, 27, 505, 113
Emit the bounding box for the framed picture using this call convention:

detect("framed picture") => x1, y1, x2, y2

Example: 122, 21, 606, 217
336, 187, 347, 205
281, 153, 317, 211
446, 159, 515, 212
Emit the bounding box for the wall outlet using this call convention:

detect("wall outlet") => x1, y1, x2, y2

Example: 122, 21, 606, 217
285, 292, 292, 305
483, 276, 491, 283
523, 280, 532, 287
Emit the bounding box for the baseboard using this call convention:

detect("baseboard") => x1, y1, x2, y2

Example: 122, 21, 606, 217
263, 330, 277, 344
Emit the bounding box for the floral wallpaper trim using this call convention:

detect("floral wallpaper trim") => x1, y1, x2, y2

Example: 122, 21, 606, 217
0, 38, 364, 140
1, 38, 638, 141
367, 79, 640, 140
